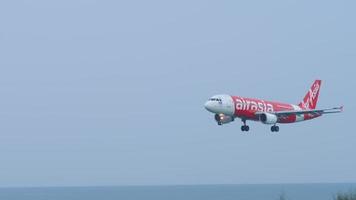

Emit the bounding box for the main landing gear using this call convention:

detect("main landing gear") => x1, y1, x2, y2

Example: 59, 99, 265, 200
271, 125, 279, 132
241, 119, 249, 132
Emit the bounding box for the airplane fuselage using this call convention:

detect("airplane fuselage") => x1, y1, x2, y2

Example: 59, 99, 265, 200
233, 96, 321, 123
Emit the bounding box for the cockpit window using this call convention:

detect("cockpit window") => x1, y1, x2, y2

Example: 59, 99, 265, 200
210, 98, 222, 102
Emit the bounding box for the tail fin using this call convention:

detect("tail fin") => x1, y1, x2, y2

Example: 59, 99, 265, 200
298, 80, 321, 110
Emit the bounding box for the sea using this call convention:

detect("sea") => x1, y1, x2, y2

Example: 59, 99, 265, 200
0, 183, 355, 200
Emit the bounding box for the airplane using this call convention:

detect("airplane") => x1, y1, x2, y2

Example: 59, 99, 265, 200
204, 80, 342, 132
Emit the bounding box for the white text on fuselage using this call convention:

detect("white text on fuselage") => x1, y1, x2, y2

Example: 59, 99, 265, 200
235, 98, 274, 112
303, 82, 320, 109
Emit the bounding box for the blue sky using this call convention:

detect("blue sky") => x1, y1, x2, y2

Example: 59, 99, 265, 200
0, 0, 355, 187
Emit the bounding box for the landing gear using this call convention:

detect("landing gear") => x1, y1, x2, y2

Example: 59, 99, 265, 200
271, 125, 279, 132
241, 119, 250, 132
241, 125, 250, 131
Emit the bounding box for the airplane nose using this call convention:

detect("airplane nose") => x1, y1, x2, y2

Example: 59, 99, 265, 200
204, 101, 212, 111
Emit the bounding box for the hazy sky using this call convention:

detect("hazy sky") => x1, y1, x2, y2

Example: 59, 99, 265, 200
0, 0, 355, 187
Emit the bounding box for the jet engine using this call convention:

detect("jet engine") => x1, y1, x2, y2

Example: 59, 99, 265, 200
259, 112, 278, 124
215, 114, 234, 125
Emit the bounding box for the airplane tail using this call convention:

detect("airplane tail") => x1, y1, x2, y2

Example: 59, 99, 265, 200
298, 80, 321, 110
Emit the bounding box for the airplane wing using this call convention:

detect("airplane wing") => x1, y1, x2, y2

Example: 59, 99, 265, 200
256, 106, 343, 117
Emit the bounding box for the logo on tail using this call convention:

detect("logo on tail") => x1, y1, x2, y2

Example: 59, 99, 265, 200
299, 80, 321, 110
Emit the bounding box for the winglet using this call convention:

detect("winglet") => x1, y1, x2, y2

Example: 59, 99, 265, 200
332, 106, 343, 112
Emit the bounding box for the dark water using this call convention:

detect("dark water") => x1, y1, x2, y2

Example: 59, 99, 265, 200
0, 183, 355, 200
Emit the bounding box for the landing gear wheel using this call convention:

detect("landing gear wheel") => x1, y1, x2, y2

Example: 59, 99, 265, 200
271, 125, 279, 132
241, 119, 249, 132
241, 125, 250, 132
218, 122, 222, 126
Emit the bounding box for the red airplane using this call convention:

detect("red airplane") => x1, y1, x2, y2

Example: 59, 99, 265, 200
204, 80, 342, 132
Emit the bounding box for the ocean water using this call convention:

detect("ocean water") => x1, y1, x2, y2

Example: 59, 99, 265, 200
0, 183, 355, 200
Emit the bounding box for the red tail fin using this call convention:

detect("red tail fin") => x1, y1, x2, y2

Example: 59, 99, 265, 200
299, 80, 321, 110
